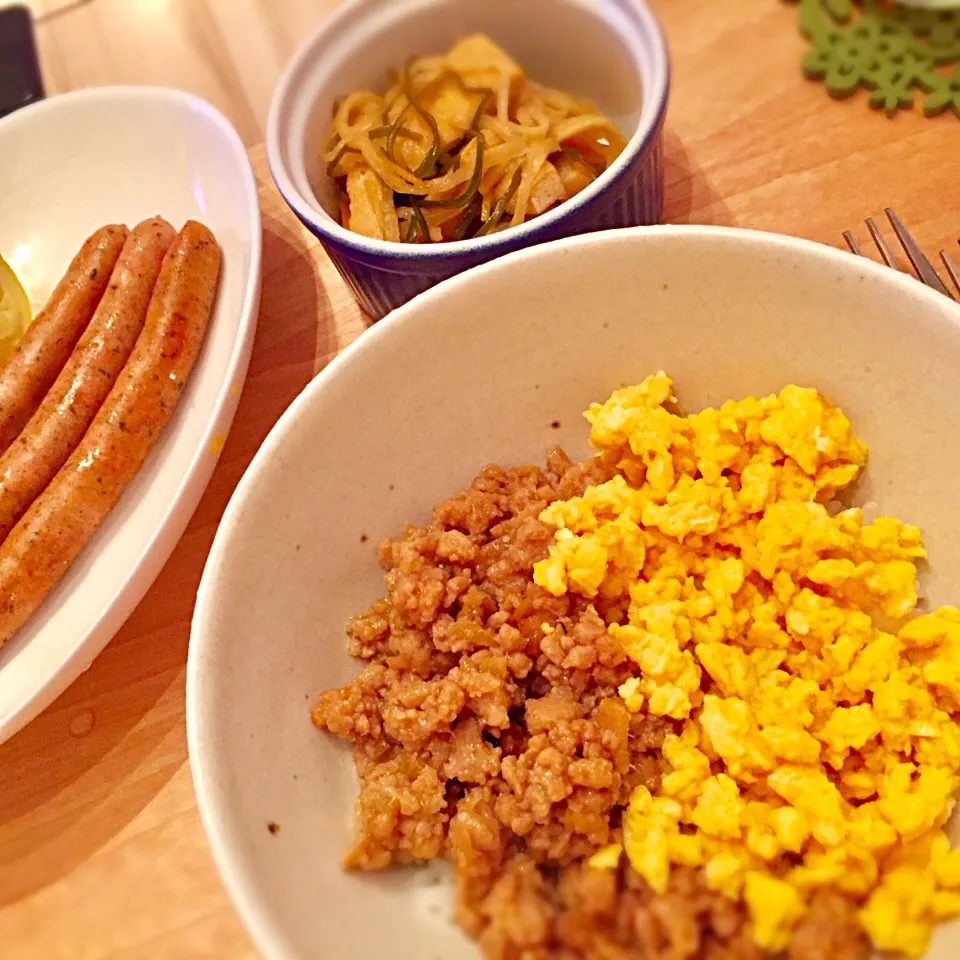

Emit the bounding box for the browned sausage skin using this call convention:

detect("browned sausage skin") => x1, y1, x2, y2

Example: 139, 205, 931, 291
0, 222, 221, 647
0, 218, 176, 543
0, 224, 129, 452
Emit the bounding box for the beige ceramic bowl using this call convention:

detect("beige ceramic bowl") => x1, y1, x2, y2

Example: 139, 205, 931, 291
188, 226, 960, 960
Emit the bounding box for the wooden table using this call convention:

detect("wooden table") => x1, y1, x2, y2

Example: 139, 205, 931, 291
15, 0, 344, 147
1, 1, 958, 957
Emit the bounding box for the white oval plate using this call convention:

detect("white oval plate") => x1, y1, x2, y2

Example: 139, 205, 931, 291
0, 87, 262, 742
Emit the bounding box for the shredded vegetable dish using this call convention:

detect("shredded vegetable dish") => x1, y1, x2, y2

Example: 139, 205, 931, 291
324, 35, 627, 243
314, 374, 960, 960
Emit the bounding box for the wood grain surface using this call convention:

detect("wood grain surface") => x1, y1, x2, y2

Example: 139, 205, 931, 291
1, 0, 958, 957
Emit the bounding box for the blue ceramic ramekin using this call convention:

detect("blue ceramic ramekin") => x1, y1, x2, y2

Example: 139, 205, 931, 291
267, 0, 669, 320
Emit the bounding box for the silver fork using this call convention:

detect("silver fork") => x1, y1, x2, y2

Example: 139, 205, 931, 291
843, 209, 960, 301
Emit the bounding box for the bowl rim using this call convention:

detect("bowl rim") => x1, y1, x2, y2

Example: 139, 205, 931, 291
0, 84, 263, 742
187, 223, 960, 960
265, 0, 670, 262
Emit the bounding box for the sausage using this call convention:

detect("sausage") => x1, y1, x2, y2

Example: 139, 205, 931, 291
0, 224, 130, 453
0, 222, 221, 647
0, 218, 176, 543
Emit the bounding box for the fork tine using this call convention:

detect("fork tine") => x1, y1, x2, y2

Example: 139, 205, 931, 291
866, 218, 898, 269
884, 208, 954, 299
941, 249, 960, 298
843, 231, 863, 256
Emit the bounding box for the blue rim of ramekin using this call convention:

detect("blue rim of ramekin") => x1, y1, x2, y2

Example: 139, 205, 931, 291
266, 0, 671, 263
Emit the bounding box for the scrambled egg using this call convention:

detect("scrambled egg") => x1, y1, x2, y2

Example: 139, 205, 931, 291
534, 373, 960, 958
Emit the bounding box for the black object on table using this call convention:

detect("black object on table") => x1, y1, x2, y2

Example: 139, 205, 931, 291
0, 5, 45, 120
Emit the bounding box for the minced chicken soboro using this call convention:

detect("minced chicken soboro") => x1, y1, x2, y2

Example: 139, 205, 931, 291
311, 449, 868, 960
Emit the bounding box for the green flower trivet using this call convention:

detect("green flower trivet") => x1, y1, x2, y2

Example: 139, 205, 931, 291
787, 0, 960, 116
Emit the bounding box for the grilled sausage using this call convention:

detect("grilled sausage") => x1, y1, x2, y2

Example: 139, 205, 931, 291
0, 218, 176, 543
0, 225, 129, 453
0, 222, 221, 647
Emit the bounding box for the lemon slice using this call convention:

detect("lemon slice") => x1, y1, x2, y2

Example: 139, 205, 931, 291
0, 254, 31, 366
